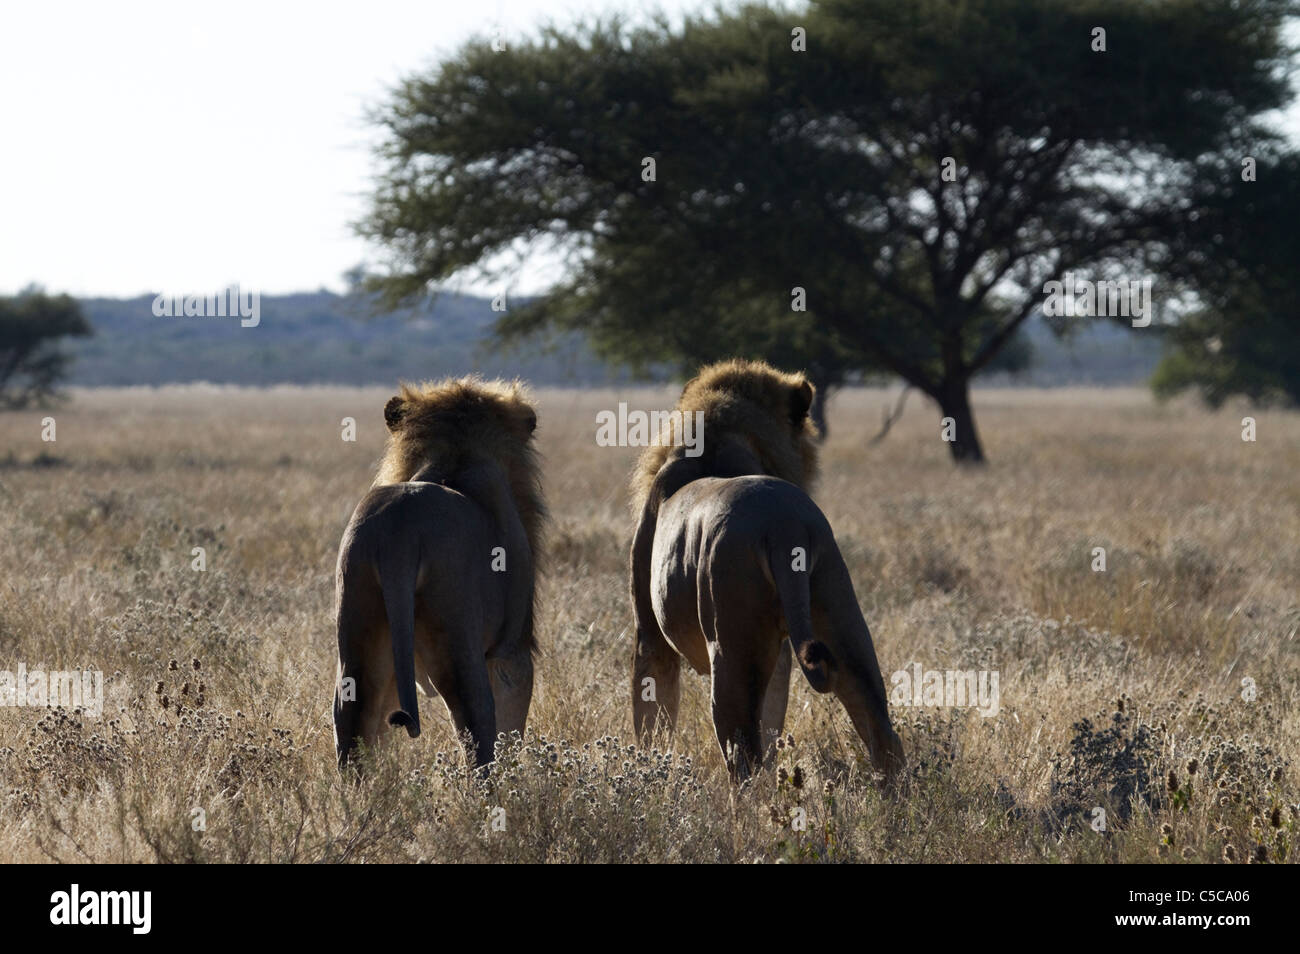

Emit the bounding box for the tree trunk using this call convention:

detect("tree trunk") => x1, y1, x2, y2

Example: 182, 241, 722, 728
806, 362, 834, 440
938, 378, 985, 464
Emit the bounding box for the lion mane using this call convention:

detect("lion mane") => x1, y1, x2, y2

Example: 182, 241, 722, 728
375, 377, 546, 578
630, 358, 820, 513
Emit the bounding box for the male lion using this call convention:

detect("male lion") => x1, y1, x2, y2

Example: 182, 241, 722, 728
630, 359, 903, 782
332, 378, 545, 771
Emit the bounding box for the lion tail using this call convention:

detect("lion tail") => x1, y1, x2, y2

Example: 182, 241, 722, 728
767, 538, 835, 693
379, 560, 421, 738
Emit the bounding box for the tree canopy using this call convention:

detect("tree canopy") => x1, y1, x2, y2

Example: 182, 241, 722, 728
361, 0, 1298, 461
1154, 149, 1300, 408
0, 290, 92, 409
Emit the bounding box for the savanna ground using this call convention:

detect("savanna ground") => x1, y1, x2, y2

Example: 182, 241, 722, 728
0, 385, 1297, 863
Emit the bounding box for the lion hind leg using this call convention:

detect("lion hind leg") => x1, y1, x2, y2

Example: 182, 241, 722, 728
758, 639, 793, 760
629, 459, 700, 749
357, 658, 400, 757
428, 641, 498, 770
488, 646, 534, 740
812, 562, 904, 786
708, 645, 774, 785
834, 672, 904, 788
333, 664, 359, 772
632, 626, 682, 748
334, 575, 389, 772
334, 616, 360, 771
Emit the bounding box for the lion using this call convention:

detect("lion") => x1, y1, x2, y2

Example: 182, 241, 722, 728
332, 377, 545, 771
629, 359, 903, 783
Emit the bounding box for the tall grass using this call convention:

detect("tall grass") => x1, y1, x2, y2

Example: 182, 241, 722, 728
0, 386, 1295, 862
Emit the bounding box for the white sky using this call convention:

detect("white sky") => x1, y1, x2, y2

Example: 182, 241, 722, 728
1, 1, 1295, 300
0, 0, 710, 299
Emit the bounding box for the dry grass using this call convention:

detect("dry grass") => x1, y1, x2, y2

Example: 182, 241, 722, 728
0, 385, 1296, 863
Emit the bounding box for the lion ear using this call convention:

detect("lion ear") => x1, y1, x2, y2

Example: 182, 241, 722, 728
384, 395, 407, 432
790, 379, 814, 424
508, 401, 537, 436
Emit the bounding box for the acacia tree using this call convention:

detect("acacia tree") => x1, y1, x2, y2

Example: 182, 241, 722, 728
0, 291, 92, 409
361, 0, 1295, 462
